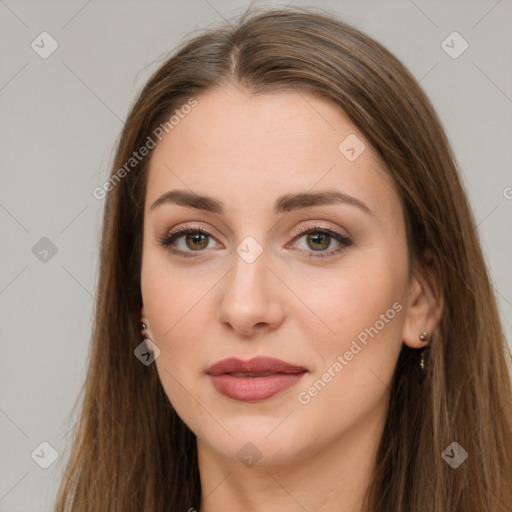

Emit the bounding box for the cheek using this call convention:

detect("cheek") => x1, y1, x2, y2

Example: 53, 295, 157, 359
289, 253, 408, 416
142, 282, 204, 412
142, 268, 207, 349
291, 269, 406, 437
295, 252, 408, 350
140, 249, 220, 403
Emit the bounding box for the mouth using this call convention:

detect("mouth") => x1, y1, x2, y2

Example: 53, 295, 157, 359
206, 357, 308, 402
207, 356, 308, 376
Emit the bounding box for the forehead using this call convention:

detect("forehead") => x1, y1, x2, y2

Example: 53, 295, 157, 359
145, 86, 398, 218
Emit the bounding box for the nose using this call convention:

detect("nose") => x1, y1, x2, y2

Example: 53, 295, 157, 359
216, 245, 285, 337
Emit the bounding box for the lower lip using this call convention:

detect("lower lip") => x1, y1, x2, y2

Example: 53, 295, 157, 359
208, 372, 307, 402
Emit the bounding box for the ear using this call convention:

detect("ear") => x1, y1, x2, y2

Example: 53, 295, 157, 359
402, 252, 443, 349
140, 305, 148, 325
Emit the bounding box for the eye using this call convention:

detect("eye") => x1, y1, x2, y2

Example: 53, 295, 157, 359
288, 223, 352, 259
157, 222, 352, 259
157, 225, 221, 258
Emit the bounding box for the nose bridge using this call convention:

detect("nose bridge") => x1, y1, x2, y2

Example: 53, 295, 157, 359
217, 234, 283, 333
228, 234, 270, 303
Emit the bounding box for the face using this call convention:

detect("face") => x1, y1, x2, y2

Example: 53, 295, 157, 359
140, 86, 414, 467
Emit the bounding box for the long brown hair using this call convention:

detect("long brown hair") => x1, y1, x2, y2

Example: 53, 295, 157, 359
53, 6, 512, 511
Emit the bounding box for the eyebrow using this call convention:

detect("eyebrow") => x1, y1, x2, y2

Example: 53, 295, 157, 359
149, 189, 373, 216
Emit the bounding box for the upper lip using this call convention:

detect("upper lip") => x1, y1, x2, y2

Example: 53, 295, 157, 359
207, 356, 308, 376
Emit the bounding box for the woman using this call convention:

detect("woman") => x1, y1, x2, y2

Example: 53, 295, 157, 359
53, 6, 512, 511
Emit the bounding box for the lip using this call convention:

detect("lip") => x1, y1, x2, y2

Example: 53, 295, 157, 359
207, 356, 308, 402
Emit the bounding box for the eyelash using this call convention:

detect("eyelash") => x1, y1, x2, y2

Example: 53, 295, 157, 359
157, 223, 352, 260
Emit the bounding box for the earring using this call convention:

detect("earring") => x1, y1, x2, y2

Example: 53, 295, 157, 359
139, 322, 152, 344
418, 331, 430, 372
137, 321, 160, 362
139, 321, 152, 342
419, 331, 430, 342
419, 349, 426, 371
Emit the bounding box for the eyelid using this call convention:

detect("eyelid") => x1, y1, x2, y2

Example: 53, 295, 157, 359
166, 223, 218, 238
291, 221, 351, 239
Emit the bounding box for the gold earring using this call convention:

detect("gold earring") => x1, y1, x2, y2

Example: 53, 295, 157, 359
419, 349, 426, 371
419, 332, 430, 372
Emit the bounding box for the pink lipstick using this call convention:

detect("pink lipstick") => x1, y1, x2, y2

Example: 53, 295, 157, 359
207, 356, 308, 402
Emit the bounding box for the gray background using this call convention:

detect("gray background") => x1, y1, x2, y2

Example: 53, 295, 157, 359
1, 1, 511, 510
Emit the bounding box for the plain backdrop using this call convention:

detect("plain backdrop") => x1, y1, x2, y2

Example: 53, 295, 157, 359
1, 1, 511, 510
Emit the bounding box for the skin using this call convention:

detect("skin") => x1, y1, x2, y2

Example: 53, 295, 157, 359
139, 85, 442, 512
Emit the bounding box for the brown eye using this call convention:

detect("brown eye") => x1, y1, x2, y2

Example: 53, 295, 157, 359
291, 225, 353, 259
158, 226, 220, 257
184, 232, 209, 250
305, 232, 332, 251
